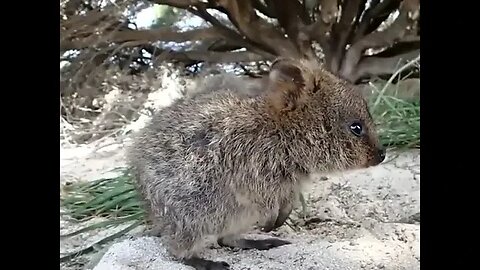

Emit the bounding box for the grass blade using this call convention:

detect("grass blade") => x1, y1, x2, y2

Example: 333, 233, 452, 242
60, 212, 145, 238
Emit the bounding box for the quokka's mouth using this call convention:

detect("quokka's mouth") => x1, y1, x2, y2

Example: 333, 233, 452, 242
364, 157, 384, 168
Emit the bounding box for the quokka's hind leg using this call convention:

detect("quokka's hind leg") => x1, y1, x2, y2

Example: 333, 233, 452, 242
183, 257, 230, 270
217, 235, 291, 251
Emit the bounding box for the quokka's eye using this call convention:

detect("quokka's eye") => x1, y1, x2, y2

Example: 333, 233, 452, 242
349, 122, 364, 137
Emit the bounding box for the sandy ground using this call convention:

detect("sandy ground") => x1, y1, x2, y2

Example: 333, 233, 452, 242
60, 140, 420, 270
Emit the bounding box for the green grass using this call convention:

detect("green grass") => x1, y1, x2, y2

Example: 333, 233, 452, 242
61, 167, 144, 222
60, 168, 146, 262
60, 81, 420, 261
370, 85, 420, 149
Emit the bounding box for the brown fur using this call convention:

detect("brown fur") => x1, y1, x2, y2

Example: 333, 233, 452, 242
127, 58, 385, 264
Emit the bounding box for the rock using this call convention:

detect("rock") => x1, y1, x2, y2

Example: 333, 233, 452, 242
93, 232, 419, 270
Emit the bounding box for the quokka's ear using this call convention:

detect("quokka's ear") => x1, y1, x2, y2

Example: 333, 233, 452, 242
266, 58, 309, 114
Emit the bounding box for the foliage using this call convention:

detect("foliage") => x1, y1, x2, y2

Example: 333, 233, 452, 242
60, 0, 420, 146
60, 0, 420, 87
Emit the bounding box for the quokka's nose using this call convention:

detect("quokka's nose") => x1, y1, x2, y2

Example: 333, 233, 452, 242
378, 148, 386, 163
